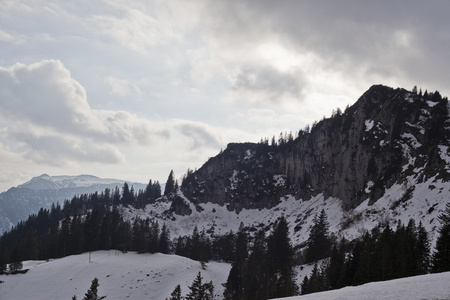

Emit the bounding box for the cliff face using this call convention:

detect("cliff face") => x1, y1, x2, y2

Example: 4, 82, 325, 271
180, 85, 450, 212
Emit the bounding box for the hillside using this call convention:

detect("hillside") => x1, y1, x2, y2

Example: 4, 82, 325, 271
0, 174, 146, 235
0, 251, 448, 300
0, 84, 449, 299
274, 271, 450, 300
0, 251, 231, 300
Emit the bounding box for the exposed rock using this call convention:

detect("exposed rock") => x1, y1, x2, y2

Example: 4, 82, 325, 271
181, 85, 450, 212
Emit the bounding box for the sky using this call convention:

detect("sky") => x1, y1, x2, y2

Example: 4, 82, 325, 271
1, 0, 450, 192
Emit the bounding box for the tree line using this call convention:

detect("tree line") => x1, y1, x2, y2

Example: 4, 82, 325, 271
301, 203, 450, 295
1, 175, 449, 300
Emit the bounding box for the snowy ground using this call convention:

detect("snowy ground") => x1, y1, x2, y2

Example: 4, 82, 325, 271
274, 271, 450, 300
0, 251, 230, 300
1, 251, 449, 300
122, 174, 449, 250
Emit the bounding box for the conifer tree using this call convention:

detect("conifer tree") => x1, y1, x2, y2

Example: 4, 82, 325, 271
159, 223, 170, 254
185, 272, 214, 300
223, 229, 247, 300
243, 230, 268, 300
83, 277, 106, 300
305, 210, 331, 262
164, 170, 176, 196
431, 203, 450, 273
0, 246, 7, 274
166, 284, 182, 300
267, 216, 298, 298
415, 221, 430, 274
9, 245, 22, 273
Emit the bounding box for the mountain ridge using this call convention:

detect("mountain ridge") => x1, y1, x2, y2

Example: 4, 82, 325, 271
179, 84, 449, 212
0, 174, 146, 234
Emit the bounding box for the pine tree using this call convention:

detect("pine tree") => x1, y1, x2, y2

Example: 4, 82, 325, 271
305, 210, 331, 263
83, 277, 106, 300
267, 216, 298, 298
223, 229, 247, 300
159, 223, 170, 254
164, 170, 176, 196
185, 272, 214, 300
243, 230, 268, 300
431, 223, 450, 273
415, 221, 430, 274
9, 245, 22, 273
0, 246, 7, 274
166, 284, 182, 300
431, 203, 450, 273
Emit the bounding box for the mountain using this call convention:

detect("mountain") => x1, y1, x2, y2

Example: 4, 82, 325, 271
180, 85, 449, 212
1, 85, 449, 299
0, 174, 147, 234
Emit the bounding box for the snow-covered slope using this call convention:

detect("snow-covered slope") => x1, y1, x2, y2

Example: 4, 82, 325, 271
1, 251, 448, 300
0, 174, 146, 235
121, 172, 448, 250
274, 271, 450, 300
0, 251, 230, 300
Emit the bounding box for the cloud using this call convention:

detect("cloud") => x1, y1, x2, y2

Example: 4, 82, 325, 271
0, 59, 169, 165
175, 121, 222, 150
229, 64, 305, 104
86, 2, 180, 55
194, 0, 450, 101
104, 76, 143, 98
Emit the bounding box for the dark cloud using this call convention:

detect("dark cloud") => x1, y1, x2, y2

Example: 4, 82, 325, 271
232, 64, 305, 103
175, 122, 222, 150
201, 0, 450, 96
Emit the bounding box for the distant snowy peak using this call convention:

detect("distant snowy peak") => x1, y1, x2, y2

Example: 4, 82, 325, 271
0, 174, 147, 234
18, 174, 129, 191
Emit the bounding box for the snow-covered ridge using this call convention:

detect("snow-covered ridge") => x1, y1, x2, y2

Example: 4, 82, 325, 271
0, 174, 147, 235
18, 174, 129, 190
121, 174, 447, 250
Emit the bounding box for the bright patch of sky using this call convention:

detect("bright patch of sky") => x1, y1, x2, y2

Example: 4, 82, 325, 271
1, 0, 450, 191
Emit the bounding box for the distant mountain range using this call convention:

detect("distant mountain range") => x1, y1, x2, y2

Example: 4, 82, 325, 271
0, 174, 146, 234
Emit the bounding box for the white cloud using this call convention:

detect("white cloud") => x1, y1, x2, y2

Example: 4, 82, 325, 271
0, 29, 25, 44
0, 59, 169, 165
86, 2, 180, 55
104, 76, 143, 98
175, 120, 222, 151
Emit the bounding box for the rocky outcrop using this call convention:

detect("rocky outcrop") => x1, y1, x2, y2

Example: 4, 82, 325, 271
181, 85, 450, 212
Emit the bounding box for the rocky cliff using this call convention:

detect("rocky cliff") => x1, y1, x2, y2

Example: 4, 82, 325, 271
180, 85, 450, 212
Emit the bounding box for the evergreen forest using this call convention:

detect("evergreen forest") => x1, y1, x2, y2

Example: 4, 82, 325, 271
0, 176, 449, 299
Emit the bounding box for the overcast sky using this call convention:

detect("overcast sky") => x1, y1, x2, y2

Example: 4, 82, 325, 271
1, 0, 449, 191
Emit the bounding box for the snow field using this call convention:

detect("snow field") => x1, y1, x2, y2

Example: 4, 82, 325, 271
0, 251, 231, 300
274, 271, 450, 300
